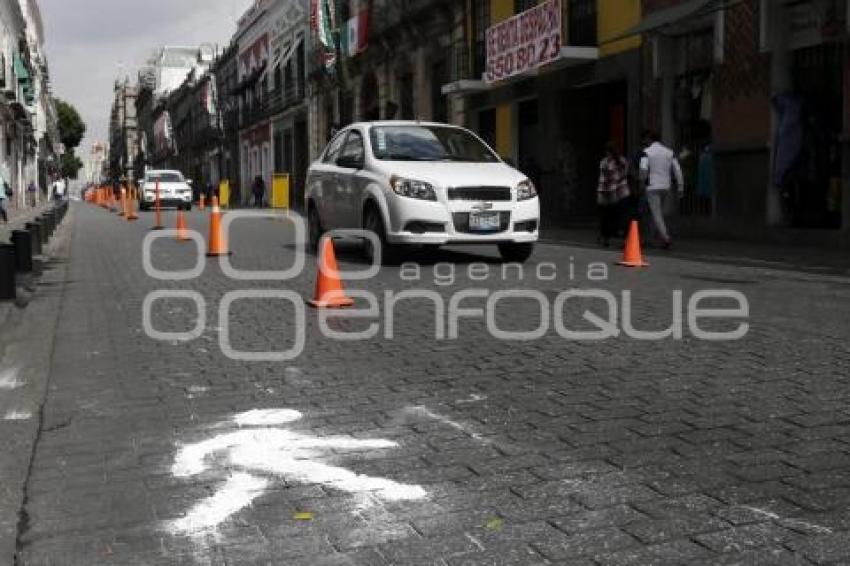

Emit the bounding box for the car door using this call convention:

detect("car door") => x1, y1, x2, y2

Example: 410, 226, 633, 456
314, 132, 347, 227
334, 130, 366, 228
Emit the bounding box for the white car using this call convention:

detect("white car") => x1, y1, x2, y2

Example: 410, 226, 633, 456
306, 121, 540, 263
139, 170, 193, 211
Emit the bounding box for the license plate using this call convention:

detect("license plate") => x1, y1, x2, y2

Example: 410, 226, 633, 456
469, 212, 501, 231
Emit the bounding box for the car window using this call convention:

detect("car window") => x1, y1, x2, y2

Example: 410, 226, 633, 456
369, 125, 499, 163
146, 172, 184, 183
322, 132, 347, 164
338, 131, 364, 166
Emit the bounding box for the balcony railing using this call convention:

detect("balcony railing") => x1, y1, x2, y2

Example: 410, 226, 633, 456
369, 0, 453, 37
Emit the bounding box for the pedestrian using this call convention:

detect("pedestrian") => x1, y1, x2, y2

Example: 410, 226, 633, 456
252, 175, 265, 208
27, 181, 37, 207
639, 132, 684, 249
627, 130, 652, 229
596, 142, 630, 247
0, 175, 10, 223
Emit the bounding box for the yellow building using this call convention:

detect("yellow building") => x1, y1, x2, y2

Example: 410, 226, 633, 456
443, 0, 643, 223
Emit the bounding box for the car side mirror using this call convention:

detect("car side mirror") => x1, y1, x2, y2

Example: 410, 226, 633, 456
337, 155, 364, 170
187, 179, 194, 185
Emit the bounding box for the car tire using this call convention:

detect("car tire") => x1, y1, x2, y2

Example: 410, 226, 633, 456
308, 204, 323, 253
498, 242, 534, 263
363, 204, 399, 265
139, 202, 148, 212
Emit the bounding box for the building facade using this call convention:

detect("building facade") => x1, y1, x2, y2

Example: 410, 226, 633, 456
108, 78, 138, 183
133, 46, 216, 179
234, 1, 274, 205
0, 0, 58, 208
633, 0, 850, 235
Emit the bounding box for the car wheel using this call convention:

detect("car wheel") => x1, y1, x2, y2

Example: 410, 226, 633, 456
498, 242, 534, 263
363, 204, 398, 265
308, 205, 323, 253
139, 202, 148, 211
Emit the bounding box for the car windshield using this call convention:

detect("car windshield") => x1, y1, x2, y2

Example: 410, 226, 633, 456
369, 126, 499, 163
146, 172, 184, 183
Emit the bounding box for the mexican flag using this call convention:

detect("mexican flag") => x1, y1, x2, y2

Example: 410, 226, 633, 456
312, 0, 337, 70
341, 9, 369, 58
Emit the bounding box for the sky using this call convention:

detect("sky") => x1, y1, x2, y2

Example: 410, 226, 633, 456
40, 0, 254, 161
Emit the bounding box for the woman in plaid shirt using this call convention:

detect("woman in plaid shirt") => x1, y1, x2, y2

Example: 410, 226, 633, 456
597, 142, 630, 247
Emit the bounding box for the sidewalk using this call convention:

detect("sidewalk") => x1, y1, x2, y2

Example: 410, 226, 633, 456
540, 225, 850, 277
0, 203, 51, 243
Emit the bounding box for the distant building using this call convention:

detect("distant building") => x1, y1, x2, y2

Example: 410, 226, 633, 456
0, 0, 59, 207
85, 141, 107, 184
134, 45, 217, 175
108, 79, 138, 183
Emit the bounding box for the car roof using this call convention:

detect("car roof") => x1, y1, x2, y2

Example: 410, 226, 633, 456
146, 170, 183, 175
348, 121, 465, 129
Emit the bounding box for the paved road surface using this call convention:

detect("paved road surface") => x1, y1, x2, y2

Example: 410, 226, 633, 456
9, 203, 850, 565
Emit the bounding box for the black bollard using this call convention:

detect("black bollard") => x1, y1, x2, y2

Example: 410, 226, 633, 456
11, 231, 33, 273
27, 222, 43, 254
36, 218, 47, 245
0, 244, 16, 301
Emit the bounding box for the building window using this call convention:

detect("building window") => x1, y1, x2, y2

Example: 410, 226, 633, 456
515, 0, 539, 14
399, 73, 414, 119
568, 0, 597, 47
431, 60, 448, 123
472, 0, 490, 79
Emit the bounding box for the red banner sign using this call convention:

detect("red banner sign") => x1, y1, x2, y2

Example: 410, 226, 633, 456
485, 0, 562, 83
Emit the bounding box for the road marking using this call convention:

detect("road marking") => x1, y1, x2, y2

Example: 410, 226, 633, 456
0, 368, 22, 390
741, 506, 833, 534
456, 394, 488, 405
4, 410, 31, 421
406, 405, 488, 444
169, 408, 427, 537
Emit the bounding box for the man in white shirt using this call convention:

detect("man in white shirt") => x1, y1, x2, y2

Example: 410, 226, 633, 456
640, 132, 684, 249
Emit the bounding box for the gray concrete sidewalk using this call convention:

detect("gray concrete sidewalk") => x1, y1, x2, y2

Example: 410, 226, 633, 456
0, 205, 73, 565
540, 226, 850, 277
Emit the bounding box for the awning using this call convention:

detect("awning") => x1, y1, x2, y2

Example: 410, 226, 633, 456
14, 54, 29, 82
608, 0, 727, 42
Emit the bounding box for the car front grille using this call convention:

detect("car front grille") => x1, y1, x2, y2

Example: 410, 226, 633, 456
447, 186, 512, 201
453, 212, 511, 234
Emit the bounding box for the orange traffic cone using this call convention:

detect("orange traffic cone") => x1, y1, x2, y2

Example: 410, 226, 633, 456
175, 209, 190, 241
617, 220, 649, 268
118, 188, 127, 217
308, 237, 354, 309
199, 194, 206, 211
152, 181, 164, 230
126, 194, 138, 221
206, 196, 229, 256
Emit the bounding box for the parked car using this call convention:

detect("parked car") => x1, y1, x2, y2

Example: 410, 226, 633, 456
305, 121, 540, 263
139, 170, 193, 211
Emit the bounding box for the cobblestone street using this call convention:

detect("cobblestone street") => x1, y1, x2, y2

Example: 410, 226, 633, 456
2, 203, 847, 565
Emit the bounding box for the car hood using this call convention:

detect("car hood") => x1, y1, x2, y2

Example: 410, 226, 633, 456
144, 182, 189, 190
373, 161, 527, 189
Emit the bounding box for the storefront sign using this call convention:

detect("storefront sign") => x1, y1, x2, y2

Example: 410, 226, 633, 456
485, 0, 562, 83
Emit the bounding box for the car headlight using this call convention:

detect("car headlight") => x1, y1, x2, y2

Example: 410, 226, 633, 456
390, 176, 436, 201
517, 179, 537, 201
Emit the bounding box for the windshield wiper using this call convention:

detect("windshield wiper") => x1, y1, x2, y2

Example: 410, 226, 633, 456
381, 153, 446, 161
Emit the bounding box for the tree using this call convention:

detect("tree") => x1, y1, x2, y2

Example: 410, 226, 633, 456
54, 98, 86, 151
60, 151, 83, 179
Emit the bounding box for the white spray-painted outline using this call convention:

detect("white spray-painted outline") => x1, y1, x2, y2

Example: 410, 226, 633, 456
4, 410, 32, 421
740, 506, 833, 534
0, 368, 22, 390
168, 408, 427, 537
406, 405, 489, 444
